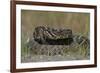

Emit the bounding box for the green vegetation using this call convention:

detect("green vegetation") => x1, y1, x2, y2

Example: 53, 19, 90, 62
63, 44, 89, 59
21, 10, 90, 62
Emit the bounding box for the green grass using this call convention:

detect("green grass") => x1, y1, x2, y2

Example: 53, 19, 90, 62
63, 43, 89, 59
21, 10, 90, 60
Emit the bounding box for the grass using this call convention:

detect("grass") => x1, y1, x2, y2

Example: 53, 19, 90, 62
63, 44, 89, 58
21, 10, 90, 61
21, 41, 89, 61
